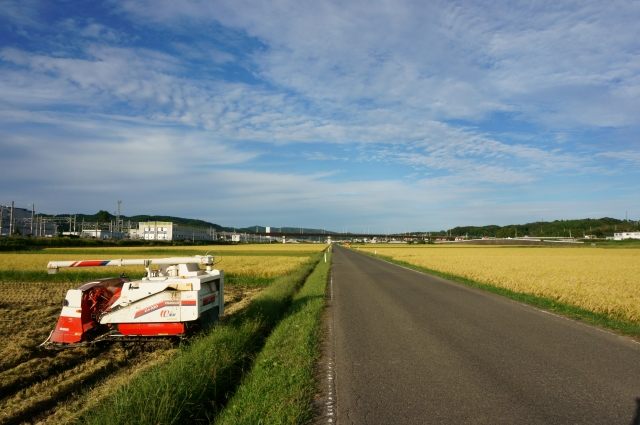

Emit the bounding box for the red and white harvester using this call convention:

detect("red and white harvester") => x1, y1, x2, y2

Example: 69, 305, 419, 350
41, 256, 223, 348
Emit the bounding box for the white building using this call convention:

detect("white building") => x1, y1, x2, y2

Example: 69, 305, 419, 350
613, 231, 640, 241
81, 230, 127, 239
139, 222, 215, 241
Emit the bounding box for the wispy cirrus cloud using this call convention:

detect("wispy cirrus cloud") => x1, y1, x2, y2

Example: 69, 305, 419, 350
114, 0, 640, 125
597, 150, 640, 164
302, 152, 348, 161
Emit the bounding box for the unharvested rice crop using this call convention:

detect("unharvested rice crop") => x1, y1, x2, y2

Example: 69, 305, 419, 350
217, 255, 310, 277
0, 253, 310, 279
42, 244, 328, 253
360, 245, 640, 323
168, 244, 328, 253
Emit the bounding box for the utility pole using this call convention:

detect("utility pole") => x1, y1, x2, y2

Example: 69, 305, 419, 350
29, 204, 34, 236
9, 201, 14, 235
116, 200, 122, 234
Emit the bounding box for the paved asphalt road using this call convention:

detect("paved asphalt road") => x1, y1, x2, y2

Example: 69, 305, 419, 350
331, 245, 640, 424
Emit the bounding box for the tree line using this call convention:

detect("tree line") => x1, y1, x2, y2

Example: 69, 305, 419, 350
447, 217, 638, 238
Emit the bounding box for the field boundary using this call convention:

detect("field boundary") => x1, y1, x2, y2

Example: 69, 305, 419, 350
215, 247, 331, 424
355, 248, 640, 341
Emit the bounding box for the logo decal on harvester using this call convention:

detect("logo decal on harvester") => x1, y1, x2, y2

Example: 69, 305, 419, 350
160, 309, 177, 318
135, 300, 180, 318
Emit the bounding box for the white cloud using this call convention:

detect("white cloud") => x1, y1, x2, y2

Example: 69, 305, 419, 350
113, 0, 640, 129
0, 114, 259, 187
0, 0, 43, 29
301, 152, 347, 161
597, 150, 640, 164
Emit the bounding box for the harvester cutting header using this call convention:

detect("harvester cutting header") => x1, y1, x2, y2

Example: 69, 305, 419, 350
42, 255, 223, 349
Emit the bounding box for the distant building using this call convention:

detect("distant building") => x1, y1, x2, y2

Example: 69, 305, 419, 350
613, 232, 640, 241
82, 230, 126, 239
1, 206, 55, 236
138, 222, 215, 241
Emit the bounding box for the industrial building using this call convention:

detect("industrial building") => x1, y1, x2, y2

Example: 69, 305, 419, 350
0, 204, 56, 236
613, 231, 640, 240
138, 222, 216, 241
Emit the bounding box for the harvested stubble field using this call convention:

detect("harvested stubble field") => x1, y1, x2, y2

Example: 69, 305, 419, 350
359, 245, 640, 324
0, 245, 319, 424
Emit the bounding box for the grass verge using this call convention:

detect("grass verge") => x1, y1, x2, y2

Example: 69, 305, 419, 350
215, 248, 331, 424
360, 250, 640, 340
78, 253, 321, 425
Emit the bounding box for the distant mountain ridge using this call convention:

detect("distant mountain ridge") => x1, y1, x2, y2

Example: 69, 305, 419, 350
48, 212, 637, 237
53, 212, 337, 234
447, 217, 638, 238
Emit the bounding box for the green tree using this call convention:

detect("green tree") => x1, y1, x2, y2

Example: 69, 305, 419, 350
496, 226, 516, 238
96, 210, 112, 223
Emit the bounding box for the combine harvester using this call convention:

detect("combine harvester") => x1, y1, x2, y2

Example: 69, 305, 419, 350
41, 255, 223, 349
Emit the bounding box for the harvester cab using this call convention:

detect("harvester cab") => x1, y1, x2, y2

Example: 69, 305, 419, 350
42, 256, 223, 349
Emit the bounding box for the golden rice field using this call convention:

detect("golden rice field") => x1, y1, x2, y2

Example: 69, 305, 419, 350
0, 253, 311, 278
360, 245, 640, 323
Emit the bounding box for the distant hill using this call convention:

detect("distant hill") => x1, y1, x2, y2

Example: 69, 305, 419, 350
447, 217, 638, 238
129, 215, 228, 230
49, 212, 335, 234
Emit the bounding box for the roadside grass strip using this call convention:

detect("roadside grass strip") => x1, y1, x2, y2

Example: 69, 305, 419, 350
361, 251, 640, 340
215, 249, 331, 425
79, 254, 321, 425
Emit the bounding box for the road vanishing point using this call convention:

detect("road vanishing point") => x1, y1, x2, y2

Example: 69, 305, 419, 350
329, 245, 640, 424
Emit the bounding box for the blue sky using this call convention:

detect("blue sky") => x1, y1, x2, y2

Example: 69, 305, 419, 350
1, 0, 639, 232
